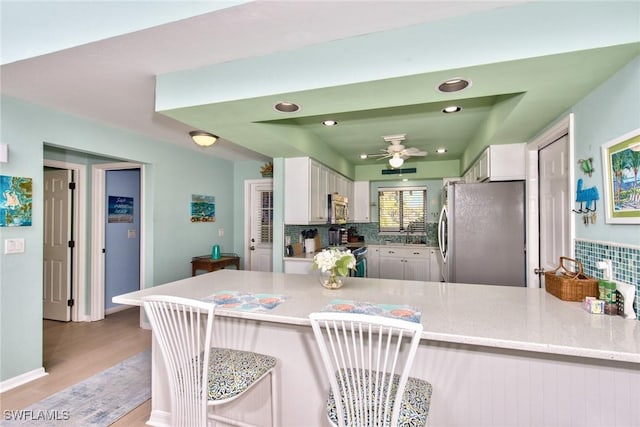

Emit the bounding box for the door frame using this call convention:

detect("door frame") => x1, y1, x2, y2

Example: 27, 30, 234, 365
91, 162, 145, 321
525, 113, 576, 288
43, 159, 87, 321
243, 178, 273, 271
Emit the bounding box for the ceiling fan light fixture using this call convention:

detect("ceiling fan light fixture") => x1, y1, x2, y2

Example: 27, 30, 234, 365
274, 101, 300, 113
389, 154, 404, 168
437, 78, 471, 93
189, 130, 218, 147
442, 105, 461, 113
322, 120, 338, 126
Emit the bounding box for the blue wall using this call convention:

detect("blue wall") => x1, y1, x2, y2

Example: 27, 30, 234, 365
0, 95, 256, 382
105, 169, 141, 311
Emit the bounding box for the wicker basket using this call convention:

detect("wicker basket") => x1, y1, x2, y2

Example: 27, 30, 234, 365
544, 257, 599, 301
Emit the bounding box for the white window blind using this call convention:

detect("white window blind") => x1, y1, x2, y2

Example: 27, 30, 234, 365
256, 190, 273, 243
378, 187, 427, 233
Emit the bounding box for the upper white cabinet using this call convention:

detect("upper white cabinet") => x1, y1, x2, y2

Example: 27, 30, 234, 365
285, 157, 352, 225
464, 143, 526, 183
351, 181, 370, 223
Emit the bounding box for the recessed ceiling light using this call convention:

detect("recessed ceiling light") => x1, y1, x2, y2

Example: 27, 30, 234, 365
322, 120, 338, 126
436, 148, 448, 154
360, 154, 368, 159
442, 106, 461, 114
437, 78, 471, 93
274, 101, 300, 113
402, 178, 408, 182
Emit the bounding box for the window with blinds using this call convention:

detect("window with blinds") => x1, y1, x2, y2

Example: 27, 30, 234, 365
258, 190, 273, 243
378, 187, 427, 234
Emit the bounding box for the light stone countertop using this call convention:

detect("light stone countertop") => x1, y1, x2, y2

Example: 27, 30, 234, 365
113, 269, 640, 364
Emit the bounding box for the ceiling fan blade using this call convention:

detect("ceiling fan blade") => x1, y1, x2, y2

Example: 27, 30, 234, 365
403, 147, 427, 156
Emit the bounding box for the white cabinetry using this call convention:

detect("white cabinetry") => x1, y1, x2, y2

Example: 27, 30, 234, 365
285, 157, 352, 225
429, 248, 442, 282
351, 181, 370, 222
378, 246, 430, 281
283, 259, 314, 275
366, 246, 380, 278
464, 143, 525, 183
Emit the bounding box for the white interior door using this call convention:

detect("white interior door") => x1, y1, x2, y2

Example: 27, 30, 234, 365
248, 181, 273, 272
43, 169, 71, 321
539, 135, 571, 285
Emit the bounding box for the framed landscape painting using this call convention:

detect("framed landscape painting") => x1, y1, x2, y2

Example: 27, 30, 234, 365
601, 128, 640, 224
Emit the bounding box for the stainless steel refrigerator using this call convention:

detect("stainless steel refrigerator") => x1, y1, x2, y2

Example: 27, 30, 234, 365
439, 181, 526, 286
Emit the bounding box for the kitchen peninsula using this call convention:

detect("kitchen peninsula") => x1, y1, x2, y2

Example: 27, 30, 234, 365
113, 270, 640, 427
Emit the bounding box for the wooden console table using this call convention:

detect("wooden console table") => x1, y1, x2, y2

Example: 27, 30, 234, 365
191, 254, 240, 276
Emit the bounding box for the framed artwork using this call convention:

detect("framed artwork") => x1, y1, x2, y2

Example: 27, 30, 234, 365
0, 175, 32, 227
191, 194, 215, 222
108, 196, 134, 223
601, 128, 640, 224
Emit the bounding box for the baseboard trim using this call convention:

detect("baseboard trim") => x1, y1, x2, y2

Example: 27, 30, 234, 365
0, 368, 48, 393
105, 305, 131, 316
146, 409, 170, 427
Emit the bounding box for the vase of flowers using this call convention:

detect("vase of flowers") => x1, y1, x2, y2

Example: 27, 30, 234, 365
312, 248, 356, 289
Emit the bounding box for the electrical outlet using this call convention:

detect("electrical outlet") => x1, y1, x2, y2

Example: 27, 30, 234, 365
218, 228, 224, 237
4, 238, 25, 254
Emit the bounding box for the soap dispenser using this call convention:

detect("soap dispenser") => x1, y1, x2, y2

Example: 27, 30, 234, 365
595, 260, 616, 315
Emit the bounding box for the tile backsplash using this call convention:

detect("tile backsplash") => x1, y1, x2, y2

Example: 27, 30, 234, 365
284, 222, 438, 247
575, 238, 639, 320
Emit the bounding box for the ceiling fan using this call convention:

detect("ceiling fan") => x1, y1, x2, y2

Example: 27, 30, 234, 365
365, 134, 427, 168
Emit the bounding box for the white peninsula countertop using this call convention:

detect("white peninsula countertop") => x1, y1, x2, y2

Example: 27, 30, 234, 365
114, 269, 640, 427
114, 269, 639, 363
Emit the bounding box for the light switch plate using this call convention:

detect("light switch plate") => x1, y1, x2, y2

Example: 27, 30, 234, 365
5, 238, 25, 254
218, 228, 224, 237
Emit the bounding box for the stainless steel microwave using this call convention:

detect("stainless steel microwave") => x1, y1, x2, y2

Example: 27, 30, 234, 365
328, 193, 348, 224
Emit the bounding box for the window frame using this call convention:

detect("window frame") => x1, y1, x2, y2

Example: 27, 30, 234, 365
377, 186, 428, 235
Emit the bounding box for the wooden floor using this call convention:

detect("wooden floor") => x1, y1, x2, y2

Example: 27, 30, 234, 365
0, 307, 152, 426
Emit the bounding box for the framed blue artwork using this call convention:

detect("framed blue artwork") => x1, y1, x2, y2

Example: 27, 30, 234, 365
191, 194, 215, 222
0, 175, 32, 227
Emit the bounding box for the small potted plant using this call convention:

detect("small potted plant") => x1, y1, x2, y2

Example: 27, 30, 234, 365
260, 162, 273, 177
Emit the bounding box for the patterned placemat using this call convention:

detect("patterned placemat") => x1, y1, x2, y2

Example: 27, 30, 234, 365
322, 299, 421, 323
202, 290, 286, 312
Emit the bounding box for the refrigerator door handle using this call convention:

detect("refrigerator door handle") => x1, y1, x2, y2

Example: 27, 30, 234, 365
437, 205, 448, 262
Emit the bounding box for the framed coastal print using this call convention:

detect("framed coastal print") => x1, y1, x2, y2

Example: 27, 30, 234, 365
0, 175, 33, 227
190, 194, 215, 222
601, 128, 640, 224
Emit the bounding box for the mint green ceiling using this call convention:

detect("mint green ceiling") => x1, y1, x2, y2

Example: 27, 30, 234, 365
156, 1, 640, 177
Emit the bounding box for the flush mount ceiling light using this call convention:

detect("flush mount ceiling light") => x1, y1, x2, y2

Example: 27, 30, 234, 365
388, 153, 404, 168
436, 148, 448, 154
274, 101, 300, 113
322, 120, 338, 126
360, 154, 368, 159
189, 130, 219, 147
437, 78, 471, 93
442, 105, 461, 114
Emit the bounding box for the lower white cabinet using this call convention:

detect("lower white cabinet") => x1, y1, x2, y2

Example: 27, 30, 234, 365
366, 246, 380, 278
283, 260, 314, 275
367, 245, 441, 281
429, 248, 442, 282
378, 246, 430, 281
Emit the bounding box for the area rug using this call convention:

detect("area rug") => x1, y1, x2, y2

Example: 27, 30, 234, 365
2, 349, 151, 426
